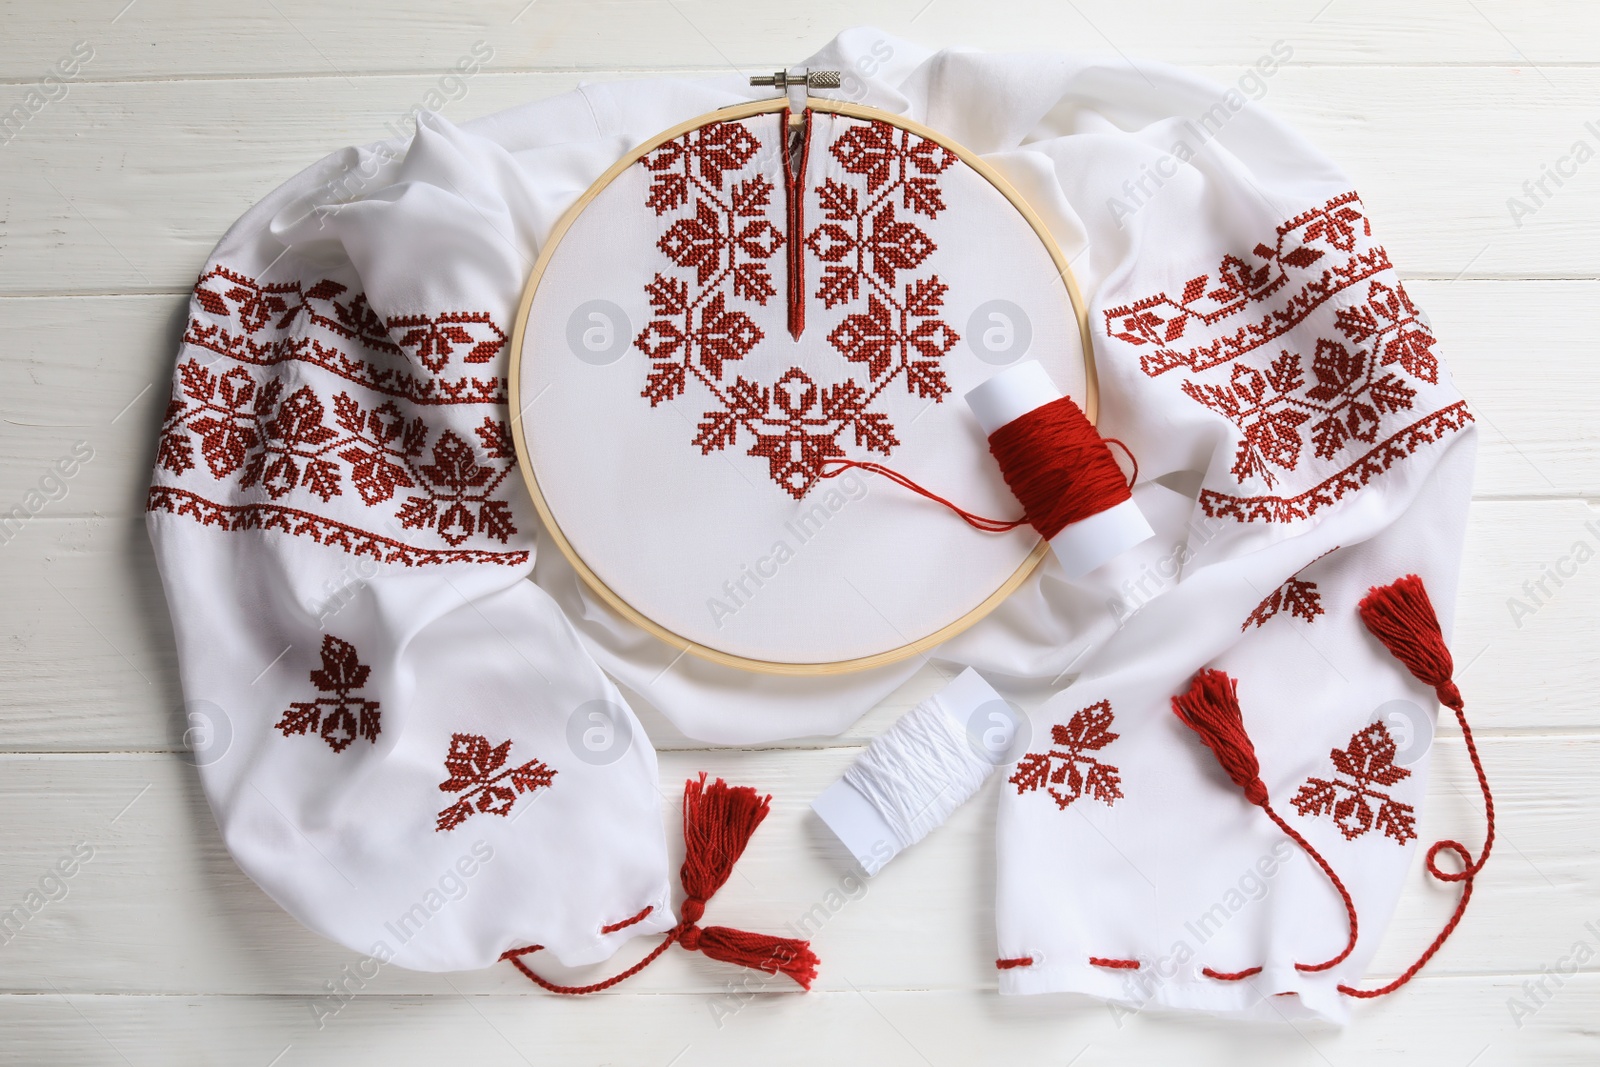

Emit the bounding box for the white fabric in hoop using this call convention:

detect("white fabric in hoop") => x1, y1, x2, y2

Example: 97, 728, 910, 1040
518, 105, 1084, 665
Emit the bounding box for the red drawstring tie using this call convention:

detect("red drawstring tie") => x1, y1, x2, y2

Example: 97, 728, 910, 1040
1172, 669, 1360, 974
500, 774, 819, 993
1175, 574, 1494, 999
1338, 574, 1494, 998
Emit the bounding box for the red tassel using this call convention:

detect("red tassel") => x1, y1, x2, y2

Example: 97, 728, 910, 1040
501, 774, 818, 993
1172, 669, 1358, 973
1357, 574, 1462, 710
1339, 575, 1495, 999
691, 926, 820, 989
679, 772, 771, 904
1170, 669, 1269, 808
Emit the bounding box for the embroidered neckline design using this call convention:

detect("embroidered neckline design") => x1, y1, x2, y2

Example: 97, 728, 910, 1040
435, 732, 558, 832
1009, 700, 1125, 811
275, 635, 382, 753
634, 113, 959, 499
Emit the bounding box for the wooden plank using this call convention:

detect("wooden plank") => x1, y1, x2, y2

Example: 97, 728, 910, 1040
2, 66, 1600, 297
0, 738, 1586, 995
4, 1, 1600, 81
1, 978, 1597, 1067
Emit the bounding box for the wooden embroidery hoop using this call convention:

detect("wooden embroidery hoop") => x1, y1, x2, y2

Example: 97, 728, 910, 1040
509, 94, 1099, 676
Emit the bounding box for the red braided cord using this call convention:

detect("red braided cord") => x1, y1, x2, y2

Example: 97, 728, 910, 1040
501, 930, 682, 995
1260, 803, 1359, 973
1338, 703, 1494, 998
1201, 966, 1263, 981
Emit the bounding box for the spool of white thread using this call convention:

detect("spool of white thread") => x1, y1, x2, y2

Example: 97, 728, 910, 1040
812, 669, 1011, 875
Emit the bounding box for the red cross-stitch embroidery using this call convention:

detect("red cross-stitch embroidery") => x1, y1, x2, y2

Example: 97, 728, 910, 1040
153, 264, 527, 566
276, 635, 381, 753
1243, 575, 1324, 630
1181, 340, 1418, 488
191, 268, 506, 381
435, 733, 558, 832
157, 359, 519, 547
634, 114, 959, 499
1197, 401, 1473, 523
1101, 192, 1471, 523
1009, 700, 1124, 811
1103, 193, 1386, 379
1291, 722, 1417, 844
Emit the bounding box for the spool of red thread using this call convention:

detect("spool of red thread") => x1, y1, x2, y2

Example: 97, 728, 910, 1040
965, 361, 1153, 579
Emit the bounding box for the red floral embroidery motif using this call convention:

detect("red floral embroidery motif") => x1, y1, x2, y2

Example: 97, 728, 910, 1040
1181, 339, 1417, 488
1102, 192, 1471, 523
635, 115, 959, 498
435, 733, 558, 832
1291, 722, 1416, 844
1009, 700, 1124, 810
158, 359, 518, 546
276, 635, 381, 753
1103, 194, 1386, 378
155, 265, 526, 566
388, 313, 506, 372
192, 269, 506, 376
1243, 576, 1323, 630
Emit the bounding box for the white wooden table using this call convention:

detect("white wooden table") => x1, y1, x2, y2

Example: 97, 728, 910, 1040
3, 3, 1597, 1063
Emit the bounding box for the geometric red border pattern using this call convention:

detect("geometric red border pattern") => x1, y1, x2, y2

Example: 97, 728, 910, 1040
147, 486, 529, 566
1199, 400, 1473, 523
1104, 192, 1392, 379
151, 261, 528, 568
182, 266, 506, 407
1103, 191, 1472, 524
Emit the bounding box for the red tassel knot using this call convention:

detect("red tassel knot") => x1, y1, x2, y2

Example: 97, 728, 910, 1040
1170, 669, 1270, 808
500, 774, 819, 993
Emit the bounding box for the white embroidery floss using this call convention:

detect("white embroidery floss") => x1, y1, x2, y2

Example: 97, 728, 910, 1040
813, 669, 1009, 874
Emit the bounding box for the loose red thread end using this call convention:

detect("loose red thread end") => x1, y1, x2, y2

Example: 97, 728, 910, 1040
500, 774, 818, 994
1088, 957, 1141, 970
813, 393, 1140, 541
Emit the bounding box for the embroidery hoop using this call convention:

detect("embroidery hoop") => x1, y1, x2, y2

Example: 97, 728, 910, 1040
509, 95, 1098, 676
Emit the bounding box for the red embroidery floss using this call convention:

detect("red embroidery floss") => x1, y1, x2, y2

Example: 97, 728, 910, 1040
819, 360, 1152, 578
